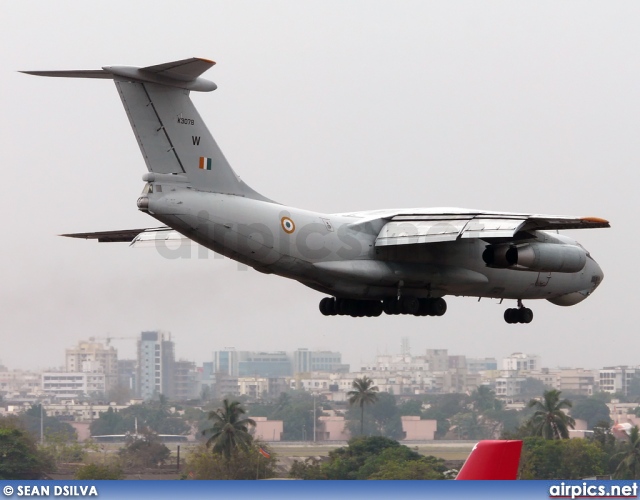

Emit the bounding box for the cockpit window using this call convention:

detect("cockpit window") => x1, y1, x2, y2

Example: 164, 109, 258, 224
577, 242, 591, 257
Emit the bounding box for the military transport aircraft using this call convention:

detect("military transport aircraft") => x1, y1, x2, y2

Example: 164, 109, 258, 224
22, 58, 609, 324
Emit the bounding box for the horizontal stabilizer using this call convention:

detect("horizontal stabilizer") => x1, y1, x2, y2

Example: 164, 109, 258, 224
140, 58, 215, 82
21, 57, 217, 92
61, 228, 159, 243
61, 227, 196, 247
20, 70, 112, 79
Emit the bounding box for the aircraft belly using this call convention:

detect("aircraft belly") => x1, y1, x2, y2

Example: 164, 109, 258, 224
313, 260, 488, 288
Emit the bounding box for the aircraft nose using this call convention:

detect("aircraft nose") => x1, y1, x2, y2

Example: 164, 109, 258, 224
590, 257, 604, 288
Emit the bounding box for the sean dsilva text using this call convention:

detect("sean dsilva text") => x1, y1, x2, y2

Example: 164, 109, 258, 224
14, 486, 97, 497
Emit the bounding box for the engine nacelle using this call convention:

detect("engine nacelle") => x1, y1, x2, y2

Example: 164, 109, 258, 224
482, 244, 512, 268
483, 242, 586, 273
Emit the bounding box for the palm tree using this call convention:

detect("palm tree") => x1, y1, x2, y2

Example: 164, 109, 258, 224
347, 376, 379, 435
614, 426, 640, 479
527, 389, 575, 439
202, 399, 256, 460
472, 385, 502, 413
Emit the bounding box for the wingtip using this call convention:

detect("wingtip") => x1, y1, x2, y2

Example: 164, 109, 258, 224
196, 57, 216, 65
581, 216, 609, 224
580, 216, 610, 228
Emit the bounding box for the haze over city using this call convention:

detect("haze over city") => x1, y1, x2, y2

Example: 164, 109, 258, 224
2, 2, 638, 372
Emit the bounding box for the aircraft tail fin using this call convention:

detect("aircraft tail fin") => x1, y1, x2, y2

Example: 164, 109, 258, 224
22, 58, 270, 201
455, 440, 523, 480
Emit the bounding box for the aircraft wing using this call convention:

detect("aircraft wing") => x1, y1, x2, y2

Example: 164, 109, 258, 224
364, 211, 610, 247
61, 227, 191, 246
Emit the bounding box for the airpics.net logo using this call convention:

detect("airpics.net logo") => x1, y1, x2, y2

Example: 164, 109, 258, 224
549, 482, 638, 499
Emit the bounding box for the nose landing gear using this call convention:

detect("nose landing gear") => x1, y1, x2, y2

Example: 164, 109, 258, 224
504, 300, 533, 324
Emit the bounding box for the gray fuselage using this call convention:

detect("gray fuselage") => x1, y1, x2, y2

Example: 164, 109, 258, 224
141, 182, 603, 305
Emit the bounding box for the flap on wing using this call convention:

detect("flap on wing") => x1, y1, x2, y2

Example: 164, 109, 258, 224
459, 218, 526, 239
130, 228, 191, 247
375, 214, 609, 247
376, 218, 469, 246
375, 215, 526, 247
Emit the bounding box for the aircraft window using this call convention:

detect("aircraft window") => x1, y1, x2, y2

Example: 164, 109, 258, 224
156, 185, 162, 193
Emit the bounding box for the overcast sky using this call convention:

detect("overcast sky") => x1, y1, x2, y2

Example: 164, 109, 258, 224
1, 1, 637, 373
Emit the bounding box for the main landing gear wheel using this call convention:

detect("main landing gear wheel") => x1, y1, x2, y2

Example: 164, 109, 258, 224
504, 305, 533, 324
319, 297, 337, 316
318, 296, 446, 318
319, 297, 382, 317
383, 297, 447, 317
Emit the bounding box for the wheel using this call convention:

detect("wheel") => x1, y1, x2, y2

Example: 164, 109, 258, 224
383, 298, 395, 315
370, 301, 383, 317
393, 300, 402, 315
363, 301, 381, 317
324, 297, 337, 316
319, 297, 331, 316
520, 307, 533, 324
416, 299, 429, 316
384, 298, 402, 315
504, 308, 516, 324
336, 298, 347, 315
345, 300, 357, 316
431, 298, 447, 316
401, 296, 420, 315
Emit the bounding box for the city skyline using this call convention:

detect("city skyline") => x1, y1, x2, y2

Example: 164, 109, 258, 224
3, 333, 638, 404
0, 331, 629, 375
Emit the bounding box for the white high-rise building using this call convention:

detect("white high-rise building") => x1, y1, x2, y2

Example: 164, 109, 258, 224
66, 340, 117, 392
502, 353, 540, 373
137, 331, 175, 400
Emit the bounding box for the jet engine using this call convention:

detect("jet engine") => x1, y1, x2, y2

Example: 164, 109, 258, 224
483, 242, 586, 273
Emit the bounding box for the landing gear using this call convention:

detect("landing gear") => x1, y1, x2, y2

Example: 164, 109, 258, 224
383, 297, 447, 316
318, 296, 447, 318
319, 297, 382, 317
504, 300, 533, 324
319, 297, 338, 316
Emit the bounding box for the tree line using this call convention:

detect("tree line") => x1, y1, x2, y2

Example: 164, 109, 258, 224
2, 376, 640, 479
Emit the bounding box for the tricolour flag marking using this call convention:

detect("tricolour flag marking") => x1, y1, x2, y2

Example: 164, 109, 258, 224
199, 157, 213, 170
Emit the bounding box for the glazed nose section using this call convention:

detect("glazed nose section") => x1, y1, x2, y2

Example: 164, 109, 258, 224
590, 258, 604, 289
